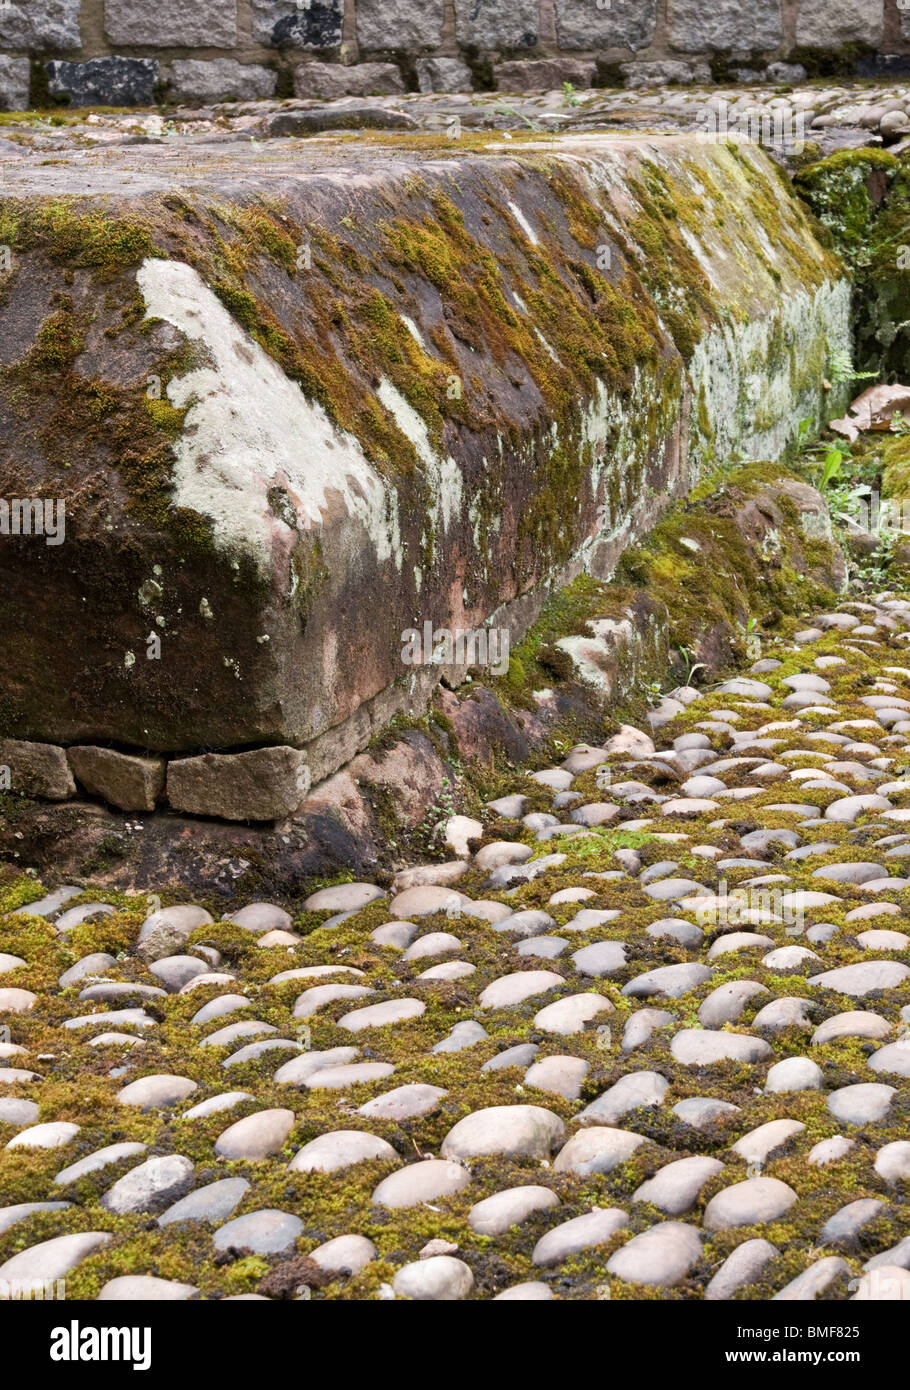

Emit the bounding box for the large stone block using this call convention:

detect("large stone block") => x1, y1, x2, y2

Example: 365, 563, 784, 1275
104, 0, 237, 48
346, 731, 448, 827
766, 61, 807, 83
252, 0, 343, 49
262, 106, 417, 134
169, 61, 277, 104
167, 748, 310, 821
0, 134, 850, 790
46, 58, 158, 107
668, 0, 781, 53
356, 0, 444, 51
0, 56, 29, 112
620, 59, 711, 86
796, 0, 883, 48
0, 740, 75, 800
494, 58, 597, 90
555, 0, 657, 53
67, 747, 165, 812
0, 0, 81, 52
453, 0, 537, 51
293, 62, 404, 99
415, 58, 474, 93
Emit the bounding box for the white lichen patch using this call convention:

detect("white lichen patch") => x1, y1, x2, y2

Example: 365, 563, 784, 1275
576, 366, 684, 580
556, 617, 636, 696
400, 314, 428, 352
136, 259, 403, 578
534, 329, 561, 365
468, 475, 501, 573
689, 277, 852, 470
376, 377, 463, 536
507, 201, 539, 246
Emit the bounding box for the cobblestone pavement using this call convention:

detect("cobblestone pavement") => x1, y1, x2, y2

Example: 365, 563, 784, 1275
1, 591, 909, 1300
2, 80, 910, 161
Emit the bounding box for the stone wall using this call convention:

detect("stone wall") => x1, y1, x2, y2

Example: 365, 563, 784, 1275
0, 0, 906, 109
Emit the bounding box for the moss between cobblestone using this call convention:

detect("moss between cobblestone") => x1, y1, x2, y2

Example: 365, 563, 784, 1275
1, 799, 907, 1301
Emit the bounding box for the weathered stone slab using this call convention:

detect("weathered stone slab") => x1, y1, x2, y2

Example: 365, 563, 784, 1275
0, 0, 80, 51
454, 0, 538, 51
67, 746, 164, 812
494, 59, 597, 91
46, 59, 158, 107
667, 0, 782, 53
167, 748, 310, 821
356, 0, 444, 49
555, 0, 658, 53
0, 740, 75, 800
415, 58, 473, 93
796, 1, 884, 48
253, 0, 343, 49
105, 0, 237, 47
294, 62, 404, 100
264, 106, 416, 136
169, 62, 277, 104
0, 57, 30, 113
619, 59, 711, 85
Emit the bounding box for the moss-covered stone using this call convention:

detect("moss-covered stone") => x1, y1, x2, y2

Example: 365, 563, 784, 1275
796, 148, 910, 381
